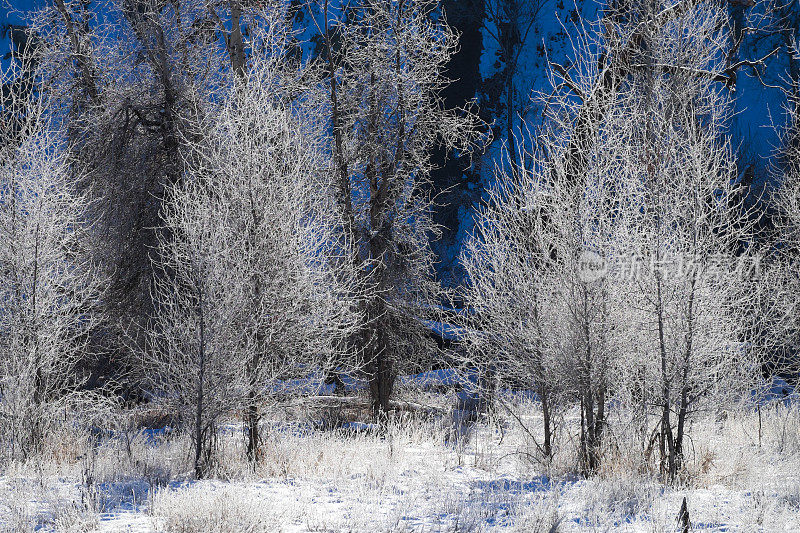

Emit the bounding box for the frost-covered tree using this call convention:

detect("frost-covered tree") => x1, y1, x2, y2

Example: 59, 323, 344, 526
27, 0, 233, 381
190, 22, 358, 465
0, 49, 103, 459
144, 13, 360, 474
602, 0, 761, 481
464, 0, 765, 478
775, 97, 800, 376
318, 0, 484, 413
462, 114, 623, 471
779, 100, 800, 243
143, 174, 239, 478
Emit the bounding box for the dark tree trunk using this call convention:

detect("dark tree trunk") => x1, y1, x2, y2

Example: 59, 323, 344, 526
194, 282, 207, 479
228, 1, 246, 79
581, 387, 605, 474
673, 279, 696, 476
246, 400, 259, 463
578, 290, 604, 474
366, 298, 394, 415
541, 386, 553, 458
505, 66, 518, 171
370, 351, 394, 415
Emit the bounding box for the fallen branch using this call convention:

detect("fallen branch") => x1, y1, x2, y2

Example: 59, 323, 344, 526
280, 395, 447, 416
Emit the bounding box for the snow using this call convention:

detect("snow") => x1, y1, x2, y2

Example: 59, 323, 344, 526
2, 396, 799, 532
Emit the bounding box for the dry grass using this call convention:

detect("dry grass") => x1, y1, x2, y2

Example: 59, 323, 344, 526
0, 394, 798, 531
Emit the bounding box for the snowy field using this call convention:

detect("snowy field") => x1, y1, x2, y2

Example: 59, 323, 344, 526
1, 391, 799, 533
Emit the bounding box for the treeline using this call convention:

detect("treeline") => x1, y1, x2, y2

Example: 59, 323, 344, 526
0, 0, 798, 483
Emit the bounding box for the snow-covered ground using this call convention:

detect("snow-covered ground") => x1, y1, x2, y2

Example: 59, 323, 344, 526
1, 395, 799, 532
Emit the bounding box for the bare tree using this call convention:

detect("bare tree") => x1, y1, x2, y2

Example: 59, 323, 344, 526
144, 12, 361, 474
26, 0, 230, 387
596, 0, 762, 481
185, 19, 361, 464
774, 96, 800, 377
143, 171, 241, 479
462, 113, 622, 472
316, 0, 484, 414
464, 0, 765, 478
0, 47, 103, 459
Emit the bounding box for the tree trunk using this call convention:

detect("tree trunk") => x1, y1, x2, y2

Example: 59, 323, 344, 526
228, 1, 246, 79
194, 282, 207, 479
678, 497, 690, 533
541, 386, 552, 458
30, 219, 43, 455
371, 352, 394, 415
673, 278, 696, 475
579, 292, 602, 474
367, 305, 393, 415
591, 385, 606, 471
506, 66, 518, 172
323, 0, 355, 232
246, 400, 259, 464
655, 265, 678, 480
245, 184, 264, 464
